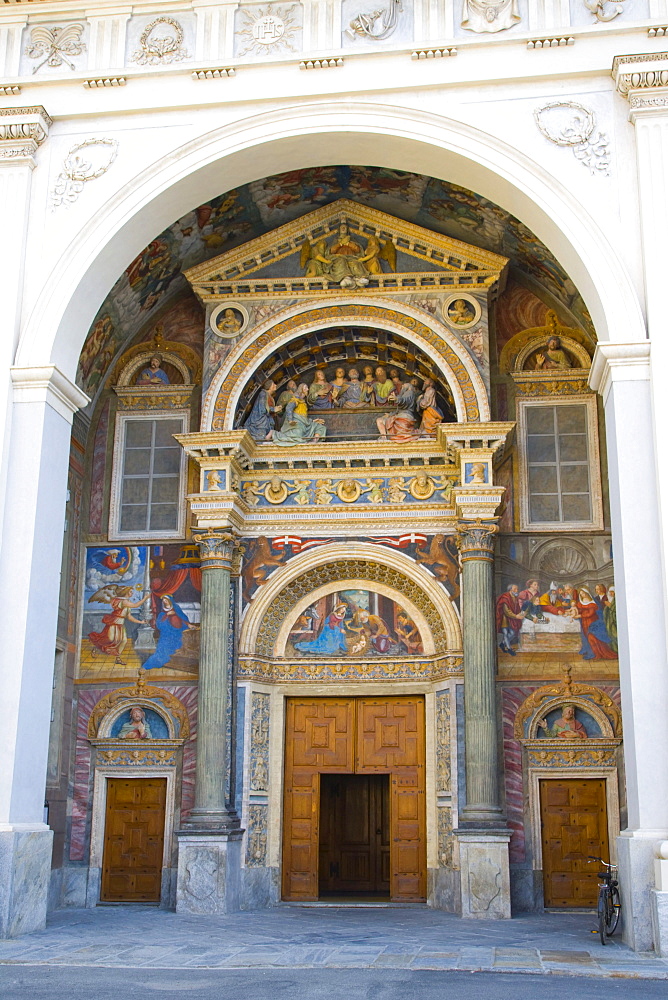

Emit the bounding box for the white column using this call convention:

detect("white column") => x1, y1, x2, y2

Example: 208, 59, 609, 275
302, 0, 341, 53
0, 367, 88, 938
0, 18, 25, 78
86, 10, 132, 71
413, 0, 454, 43
193, 1, 239, 63
0, 108, 51, 566
590, 343, 668, 952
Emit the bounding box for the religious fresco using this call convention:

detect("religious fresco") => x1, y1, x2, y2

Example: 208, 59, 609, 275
109, 705, 170, 739
78, 543, 202, 681
286, 589, 424, 657
240, 533, 460, 607
495, 572, 617, 664
77, 166, 591, 402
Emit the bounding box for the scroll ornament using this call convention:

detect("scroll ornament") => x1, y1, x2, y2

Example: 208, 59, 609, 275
461, 0, 521, 34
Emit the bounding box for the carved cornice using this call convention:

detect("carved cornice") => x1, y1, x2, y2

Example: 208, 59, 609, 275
0, 106, 51, 164
613, 53, 668, 119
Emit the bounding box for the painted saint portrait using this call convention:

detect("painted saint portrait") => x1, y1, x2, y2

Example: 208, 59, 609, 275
445, 297, 478, 328
536, 704, 601, 739
135, 354, 171, 386
287, 590, 423, 657
110, 705, 170, 740
216, 307, 244, 337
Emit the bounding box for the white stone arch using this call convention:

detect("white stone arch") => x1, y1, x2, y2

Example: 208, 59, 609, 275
202, 297, 489, 430
15, 101, 645, 379
239, 542, 462, 655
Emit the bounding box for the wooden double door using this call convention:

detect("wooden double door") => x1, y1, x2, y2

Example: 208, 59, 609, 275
101, 777, 167, 903
283, 696, 425, 902
540, 778, 609, 908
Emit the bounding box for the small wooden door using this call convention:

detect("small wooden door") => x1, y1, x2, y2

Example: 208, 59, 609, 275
540, 778, 609, 907
101, 777, 167, 902
283, 696, 425, 902
319, 774, 390, 896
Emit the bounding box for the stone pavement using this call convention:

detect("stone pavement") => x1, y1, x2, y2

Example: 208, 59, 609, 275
1, 904, 667, 979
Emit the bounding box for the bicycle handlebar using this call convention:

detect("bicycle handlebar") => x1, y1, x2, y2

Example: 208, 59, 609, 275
588, 856, 617, 869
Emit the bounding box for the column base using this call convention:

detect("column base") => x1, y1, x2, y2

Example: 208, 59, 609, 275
459, 804, 506, 826
180, 808, 242, 834
175, 829, 243, 915
617, 831, 668, 952
0, 826, 53, 938
651, 890, 668, 957
455, 829, 511, 919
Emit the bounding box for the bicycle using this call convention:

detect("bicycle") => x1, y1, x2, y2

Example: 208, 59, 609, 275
588, 856, 621, 944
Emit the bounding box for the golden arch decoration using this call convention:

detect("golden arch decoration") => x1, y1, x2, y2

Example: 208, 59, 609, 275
87, 673, 190, 739
513, 668, 621, 740
205, 301, 487, 432
240, 542, 461, 657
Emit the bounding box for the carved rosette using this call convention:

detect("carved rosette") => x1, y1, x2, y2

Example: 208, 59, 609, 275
194, 529, 237, 570
456, 519, 498, 563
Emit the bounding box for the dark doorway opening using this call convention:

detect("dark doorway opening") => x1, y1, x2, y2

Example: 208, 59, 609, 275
318, 773, 390, 899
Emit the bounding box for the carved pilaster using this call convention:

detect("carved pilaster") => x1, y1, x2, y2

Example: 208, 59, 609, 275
0, 107, 51, 166
613, 52, 668, 120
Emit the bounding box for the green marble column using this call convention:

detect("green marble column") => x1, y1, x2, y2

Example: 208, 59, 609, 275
185, 529, 240, 832
457, 520, 505, 826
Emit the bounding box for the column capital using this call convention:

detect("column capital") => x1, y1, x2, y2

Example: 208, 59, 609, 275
193, 528, 237, 569
0, 106, 52, 167
612, 53, 668, 121
456, 519, 498, 562
589, 342, 651, 402
11, 365, 90, 422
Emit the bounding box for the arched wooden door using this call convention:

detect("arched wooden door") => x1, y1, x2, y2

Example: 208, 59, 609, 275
282, 696, 426, 902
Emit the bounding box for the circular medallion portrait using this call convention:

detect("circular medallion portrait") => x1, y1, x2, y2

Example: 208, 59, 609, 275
443, 294, 481, 331
210, 302, 248, 339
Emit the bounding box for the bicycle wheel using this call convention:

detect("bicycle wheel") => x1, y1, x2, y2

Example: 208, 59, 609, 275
605, 885, 621, 936
598, 888, 609, 944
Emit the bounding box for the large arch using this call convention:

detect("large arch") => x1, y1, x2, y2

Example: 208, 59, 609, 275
239, 542, 462, 655
16, 102, 646, 381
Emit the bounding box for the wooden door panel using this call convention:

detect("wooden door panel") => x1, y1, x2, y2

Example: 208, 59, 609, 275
101, 777, 166, 903
284, 696, 425, 902
540, 778, 609, 908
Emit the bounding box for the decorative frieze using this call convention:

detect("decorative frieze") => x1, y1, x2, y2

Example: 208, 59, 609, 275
92, 743, 178, 767
250, 693, 270, 791
436, 690, 451, 793
246, 804, 268, 866
526, 743, 618, 768
239, 652, 463, 683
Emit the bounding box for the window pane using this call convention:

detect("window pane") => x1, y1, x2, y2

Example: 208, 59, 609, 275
154, 420, 182, 447
528, 466, 558, 494
122, 478, 149, 505
151, 477, 179, 504
526, 407, 554, 434
123, 448, 151, 476
558, 434, 587, 462
153, 448, 181, 475
562, 494, 592, 522
125, 421, 153, 447
557, 405, 587, 434
530, 495, 560, 522
527, 435, 556, 463
560, 464, 590, 493
120, 505, 148, 532
150, 504, 179, 531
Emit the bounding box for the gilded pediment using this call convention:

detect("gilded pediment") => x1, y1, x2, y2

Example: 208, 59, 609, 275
184, 199, 509, 299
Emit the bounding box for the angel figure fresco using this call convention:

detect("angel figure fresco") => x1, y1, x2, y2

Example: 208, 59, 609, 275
87, 586, 151, 664
300, 223, 396, 288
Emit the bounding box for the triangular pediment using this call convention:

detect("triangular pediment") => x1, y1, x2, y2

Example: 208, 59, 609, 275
184, 199, 509, 298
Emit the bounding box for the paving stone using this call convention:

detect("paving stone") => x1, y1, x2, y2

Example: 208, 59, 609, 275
540, 950, 596, 963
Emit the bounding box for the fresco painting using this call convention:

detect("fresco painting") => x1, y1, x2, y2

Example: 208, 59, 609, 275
287, 589, 424, 657
77, 167, 592, 402
79, 544, 202, 681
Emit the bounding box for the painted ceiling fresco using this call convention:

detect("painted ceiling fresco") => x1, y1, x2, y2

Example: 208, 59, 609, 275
77, 165, 593, 403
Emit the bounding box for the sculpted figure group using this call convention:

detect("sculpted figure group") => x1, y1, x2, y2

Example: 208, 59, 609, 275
243, 364, 449, 445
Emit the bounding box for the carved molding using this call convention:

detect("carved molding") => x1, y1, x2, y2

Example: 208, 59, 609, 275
525, 741, 620, 768
0, 106, 51, 163
436, 690, 451, 793
513, 667, 622, 740
238, 652, 463, 683
91, 743, 179, 767
250, 692, 270, 792
87, 673, 190, 739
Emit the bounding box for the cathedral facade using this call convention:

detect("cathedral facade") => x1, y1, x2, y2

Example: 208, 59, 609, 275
1, 0, 667, 957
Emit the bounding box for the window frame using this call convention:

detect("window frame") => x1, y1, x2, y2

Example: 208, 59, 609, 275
109, 409, 188, 541
517, 395, 603, 532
